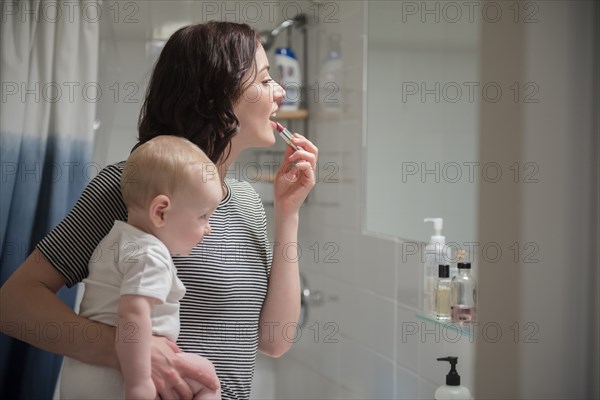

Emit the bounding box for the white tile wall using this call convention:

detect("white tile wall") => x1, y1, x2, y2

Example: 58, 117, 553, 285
271, 1, 475, 399
338, 339, 395, 399
93, 38, 149, 166
272, 355, 353, 400
396, 306, 421, 372
396, 366, 420, 399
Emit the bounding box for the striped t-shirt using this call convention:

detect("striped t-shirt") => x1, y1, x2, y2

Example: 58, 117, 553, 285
37, 162, 272, 400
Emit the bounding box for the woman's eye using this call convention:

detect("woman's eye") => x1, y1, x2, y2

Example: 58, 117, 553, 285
263, 78, 275, 85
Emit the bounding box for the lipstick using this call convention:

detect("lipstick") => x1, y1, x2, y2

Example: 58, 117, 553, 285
274, 121, 302, 151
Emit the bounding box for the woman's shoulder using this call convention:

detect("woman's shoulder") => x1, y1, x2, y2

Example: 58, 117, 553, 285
102, 161, 126, 175
225, 178, 254, 191
77, 161, 127, 205
217, 179, 268, 239
88, 161, 125, 185
225, 178, 261, 203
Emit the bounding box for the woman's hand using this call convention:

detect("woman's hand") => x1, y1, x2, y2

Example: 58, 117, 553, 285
273, 134, 318, 214
125, 378, 157, 400
150, 337, 220, 399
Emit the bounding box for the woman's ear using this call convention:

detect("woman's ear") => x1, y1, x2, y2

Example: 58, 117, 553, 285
148, 194, 170, 227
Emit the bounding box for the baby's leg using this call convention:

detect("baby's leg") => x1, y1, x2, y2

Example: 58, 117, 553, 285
176, 353, 221, 400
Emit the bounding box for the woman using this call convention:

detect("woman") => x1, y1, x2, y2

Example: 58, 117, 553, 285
0, 21, 317, 400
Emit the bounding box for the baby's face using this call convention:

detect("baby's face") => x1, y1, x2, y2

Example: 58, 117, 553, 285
158, 175, 223, 256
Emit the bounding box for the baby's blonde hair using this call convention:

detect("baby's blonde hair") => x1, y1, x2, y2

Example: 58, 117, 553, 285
121, 136, 218, 210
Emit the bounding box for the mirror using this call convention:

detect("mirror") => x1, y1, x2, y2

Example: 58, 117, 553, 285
365, 2, 480, 246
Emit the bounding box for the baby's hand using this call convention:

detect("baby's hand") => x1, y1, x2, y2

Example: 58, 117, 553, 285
185, 377, 221, 400
178, 352, 221, 400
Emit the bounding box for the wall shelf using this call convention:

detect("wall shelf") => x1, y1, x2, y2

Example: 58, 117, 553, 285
415, 313, 475, 339
275, 109, 309, 120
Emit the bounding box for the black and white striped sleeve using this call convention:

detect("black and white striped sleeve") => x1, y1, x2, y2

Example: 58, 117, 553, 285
36, 163, 128, 287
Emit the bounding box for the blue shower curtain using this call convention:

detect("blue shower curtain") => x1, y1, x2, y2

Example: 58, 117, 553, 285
0, 1, 99, 397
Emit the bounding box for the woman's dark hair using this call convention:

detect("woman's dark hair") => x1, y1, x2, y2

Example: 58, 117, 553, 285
137, 21, 260, 163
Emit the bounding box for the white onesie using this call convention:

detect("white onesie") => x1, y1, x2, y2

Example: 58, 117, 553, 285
59, 221, 185, 399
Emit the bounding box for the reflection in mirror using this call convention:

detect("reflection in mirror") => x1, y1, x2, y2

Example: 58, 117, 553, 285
365, 1, 480, 246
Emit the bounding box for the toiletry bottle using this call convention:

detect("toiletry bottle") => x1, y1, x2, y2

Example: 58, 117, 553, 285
450, 263, 477, 323
435, 357, 472, 400
435, 264, 451, 321
319, 34, 342, 114
423, 218, 450, 316
275, 47, 301, 111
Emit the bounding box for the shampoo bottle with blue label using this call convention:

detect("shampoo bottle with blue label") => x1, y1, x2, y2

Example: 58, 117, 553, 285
275, 47, 301, 111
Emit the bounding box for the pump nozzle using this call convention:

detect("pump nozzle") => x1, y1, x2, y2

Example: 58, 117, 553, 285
437, 356, 461, 386
424, 217, 445, 248
424, 218, 444, 235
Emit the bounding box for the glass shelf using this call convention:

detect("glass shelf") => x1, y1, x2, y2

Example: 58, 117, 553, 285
415, 313, 475, 339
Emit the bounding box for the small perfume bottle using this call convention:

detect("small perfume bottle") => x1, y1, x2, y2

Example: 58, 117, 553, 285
451, 262, 477, 323
435, 264, 451, 321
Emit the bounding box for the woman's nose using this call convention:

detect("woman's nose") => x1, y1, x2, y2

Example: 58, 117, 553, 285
274, 81, 285, 103
204, 224, 211, 236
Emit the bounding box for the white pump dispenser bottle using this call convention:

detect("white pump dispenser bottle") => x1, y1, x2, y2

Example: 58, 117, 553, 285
435, 357, 472, 400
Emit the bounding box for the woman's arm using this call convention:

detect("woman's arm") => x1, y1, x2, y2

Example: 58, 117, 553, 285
0, 249, 119, 367
259, 134, 318, 357
258, 212, 301, 357
0, 250, 220, 399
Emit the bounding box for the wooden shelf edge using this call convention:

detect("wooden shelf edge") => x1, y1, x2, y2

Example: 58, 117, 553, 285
274, 109, 309, 120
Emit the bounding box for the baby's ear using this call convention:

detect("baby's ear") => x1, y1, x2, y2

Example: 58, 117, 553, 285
148, 194, 170, 227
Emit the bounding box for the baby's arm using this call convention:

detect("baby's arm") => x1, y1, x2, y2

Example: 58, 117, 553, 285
116, 294, 158, 400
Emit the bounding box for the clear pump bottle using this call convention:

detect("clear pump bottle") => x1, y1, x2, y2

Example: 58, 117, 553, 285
435, 264, 451, 321
450, 263, 477, 323
320, 34, 342, 114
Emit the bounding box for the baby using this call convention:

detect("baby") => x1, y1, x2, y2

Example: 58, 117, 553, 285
60, 136, 222, 399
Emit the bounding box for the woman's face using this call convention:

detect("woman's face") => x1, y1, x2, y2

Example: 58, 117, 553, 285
232, 45, 285, 150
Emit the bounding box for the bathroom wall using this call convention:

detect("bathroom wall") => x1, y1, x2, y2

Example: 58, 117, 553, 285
273, 1, 598, 399
475, 1, 599, 398
270, 1, 475, 399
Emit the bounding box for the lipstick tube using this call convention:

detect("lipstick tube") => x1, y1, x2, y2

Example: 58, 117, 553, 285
274, 121, 302, 151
